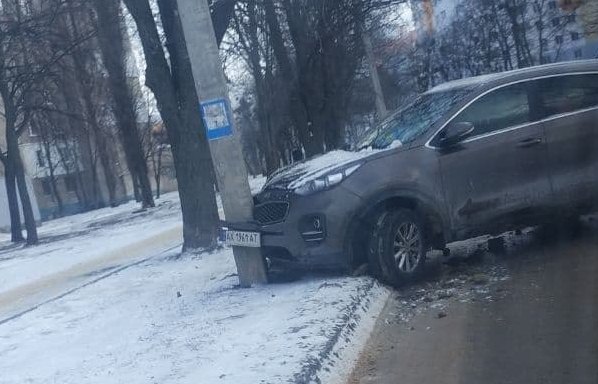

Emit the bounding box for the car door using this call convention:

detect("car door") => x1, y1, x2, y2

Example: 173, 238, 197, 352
435, 81, 553, 237
534, 73, 598, 213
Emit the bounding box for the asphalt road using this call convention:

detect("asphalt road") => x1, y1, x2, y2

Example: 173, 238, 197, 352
349, 218, 598, 384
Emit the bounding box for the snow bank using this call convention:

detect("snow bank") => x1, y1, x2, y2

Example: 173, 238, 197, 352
0, 176, 267, 306
0, 247, 388, 384
0, 174, 388, 384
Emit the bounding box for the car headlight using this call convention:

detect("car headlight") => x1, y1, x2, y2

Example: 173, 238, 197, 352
294, 163, 363, 196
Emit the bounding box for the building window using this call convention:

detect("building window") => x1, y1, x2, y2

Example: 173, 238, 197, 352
552, 17, 560, 27
64, 175, 77, 192
36, 150, 45, 167
574, 49, 583, 59
567, 14, 577, 23
555, 35, 564, 44
571, 32, 580, 41
549, 1, 557, 10
41, 179, 52, 196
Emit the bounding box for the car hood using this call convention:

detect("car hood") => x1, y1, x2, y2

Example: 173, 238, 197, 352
262, 148, 393, 191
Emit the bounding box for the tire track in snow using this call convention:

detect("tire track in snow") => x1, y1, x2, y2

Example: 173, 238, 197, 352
0, 225, 182, 322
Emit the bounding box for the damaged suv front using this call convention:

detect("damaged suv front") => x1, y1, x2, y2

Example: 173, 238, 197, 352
223, 150, 371, 271
222, 87, 468, 272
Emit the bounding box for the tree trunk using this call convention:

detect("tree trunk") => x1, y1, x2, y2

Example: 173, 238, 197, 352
63, 1, 119, 207
14, 155, 38, 245
267, 0, 319, 158
43, 141, 64, 216
211, 0, 237, 45
1, 85, 38, 244
239, 0, 280, 173
155, 146, 162, 199
362, 30, 388, 120
79, 131, 104, 209
34, 116, 65, 217
3, 161, 24, 242
5, 130, 36, 244
56, 72, 105, 210
132, 173, 141, 202
92, 0, 155, 209
123, 0, 220, 249
96, 137, 119, 206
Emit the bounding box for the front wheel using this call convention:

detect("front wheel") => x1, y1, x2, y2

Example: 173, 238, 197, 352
376, 209, 428, 287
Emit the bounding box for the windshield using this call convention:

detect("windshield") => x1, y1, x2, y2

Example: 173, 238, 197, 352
357, 89, 469, 150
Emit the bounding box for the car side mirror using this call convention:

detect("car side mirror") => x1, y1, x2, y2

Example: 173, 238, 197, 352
439, 121, 474, 147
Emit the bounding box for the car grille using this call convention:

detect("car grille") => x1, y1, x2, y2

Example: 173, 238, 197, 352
254, 202, 289, 225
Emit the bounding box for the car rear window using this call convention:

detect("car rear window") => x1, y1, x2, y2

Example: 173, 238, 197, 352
534, 74, 598, 118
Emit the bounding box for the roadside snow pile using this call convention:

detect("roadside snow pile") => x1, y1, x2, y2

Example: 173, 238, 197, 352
0, 174, 387, 383
0, 247, 388, 384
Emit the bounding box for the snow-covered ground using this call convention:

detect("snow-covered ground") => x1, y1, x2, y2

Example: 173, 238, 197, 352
0, 176, 267, 311
0, 248, 387, 384
0, 192, 183, 317
0, 175, 389, 384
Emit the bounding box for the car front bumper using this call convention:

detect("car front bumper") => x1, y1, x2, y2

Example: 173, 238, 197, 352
222, 185, 364, 271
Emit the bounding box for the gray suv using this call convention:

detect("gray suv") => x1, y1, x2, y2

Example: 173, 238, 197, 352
226, 60, 598, 286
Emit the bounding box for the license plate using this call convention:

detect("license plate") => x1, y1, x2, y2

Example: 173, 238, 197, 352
225, 230, 261, 248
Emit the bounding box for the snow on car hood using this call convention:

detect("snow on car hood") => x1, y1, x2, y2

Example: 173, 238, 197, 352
264, 144, 401, 191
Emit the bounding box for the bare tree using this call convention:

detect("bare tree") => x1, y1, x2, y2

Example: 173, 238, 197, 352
91, 0, 155, 209
0, 0, 65, 244
407, 0, 580, 92
121, 0, 236, 249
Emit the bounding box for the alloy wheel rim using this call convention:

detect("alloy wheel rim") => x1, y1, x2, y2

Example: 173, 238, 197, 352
393, 222, 421, 273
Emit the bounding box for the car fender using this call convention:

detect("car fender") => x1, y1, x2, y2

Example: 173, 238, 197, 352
344, 186, 452, 253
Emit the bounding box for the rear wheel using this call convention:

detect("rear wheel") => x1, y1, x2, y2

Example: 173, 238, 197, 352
376, 209, 427, 287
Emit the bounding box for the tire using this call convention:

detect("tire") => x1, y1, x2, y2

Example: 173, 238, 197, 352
366, 211, 388, 279
376, 209, 428, 287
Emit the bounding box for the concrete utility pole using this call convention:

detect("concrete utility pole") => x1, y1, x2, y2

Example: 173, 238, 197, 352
176, 0, 268, 287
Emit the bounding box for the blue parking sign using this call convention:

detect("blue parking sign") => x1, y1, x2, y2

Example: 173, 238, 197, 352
200, 98, 233, 140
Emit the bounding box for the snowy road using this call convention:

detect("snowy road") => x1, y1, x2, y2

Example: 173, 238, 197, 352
0, 224, 182, 320
0, 194, 183, 320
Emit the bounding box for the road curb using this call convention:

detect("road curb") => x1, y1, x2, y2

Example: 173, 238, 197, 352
296, 279, 391, 384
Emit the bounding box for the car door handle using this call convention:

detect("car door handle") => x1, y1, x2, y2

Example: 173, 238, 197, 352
516, 138, 543, 148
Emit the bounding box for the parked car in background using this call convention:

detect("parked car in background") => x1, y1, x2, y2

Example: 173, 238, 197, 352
224, 60, 598, 286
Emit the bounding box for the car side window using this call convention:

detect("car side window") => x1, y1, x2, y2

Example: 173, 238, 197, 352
452, 83, 531, 137
534, 74, 598, 118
